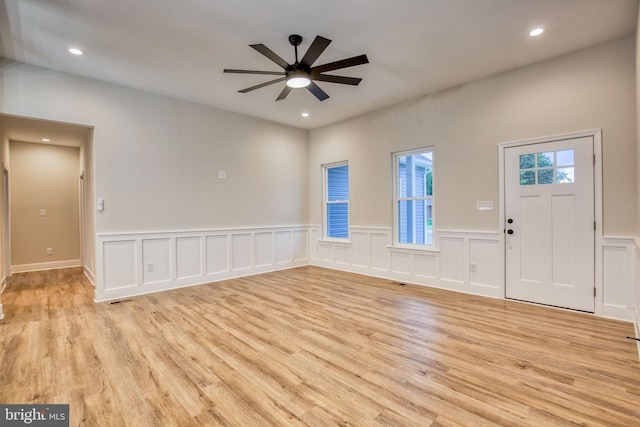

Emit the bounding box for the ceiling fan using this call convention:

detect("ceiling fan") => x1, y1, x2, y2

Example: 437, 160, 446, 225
224, 34, 369, 101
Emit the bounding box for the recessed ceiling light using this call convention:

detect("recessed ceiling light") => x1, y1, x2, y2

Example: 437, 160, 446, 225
68, 47, 85, 56
41, 138, 50, 142
529, 28, 544, 37
301, 112, 309, 118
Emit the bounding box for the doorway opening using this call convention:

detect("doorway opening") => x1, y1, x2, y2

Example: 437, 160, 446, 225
0, 114, 95, 284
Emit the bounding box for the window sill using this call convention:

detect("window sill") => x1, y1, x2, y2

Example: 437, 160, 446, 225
318, 238, 352, 245
388, 244, 440, 253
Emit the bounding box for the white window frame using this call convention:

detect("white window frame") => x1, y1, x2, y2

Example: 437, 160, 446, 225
322, 161, 350, 241
392, 147, 435, 249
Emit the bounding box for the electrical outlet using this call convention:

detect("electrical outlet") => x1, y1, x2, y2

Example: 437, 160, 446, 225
470, 263, 477, 272
46, 248, 53, 255
40, 209, 46, 216
147, 262, 155, 272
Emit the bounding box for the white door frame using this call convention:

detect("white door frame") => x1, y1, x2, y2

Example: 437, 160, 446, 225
2, 165, 10, 280
498, 129, 603, 316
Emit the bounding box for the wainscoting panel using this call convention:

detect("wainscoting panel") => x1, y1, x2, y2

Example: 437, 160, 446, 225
103, 240, 137, 290
176, 237, 202, 279
275, 231, 292, 264
440, 237, 466, 283
142, 238, 171, 284
469, 239, 502, 288
310, 227, 502, 299
390, 251, 411, 276
95, 226, 309, 301
95, 226, 637, 323
205, 235, 228, 274
351, 231, 370, 269
370, 232, 391, 272
414, 253, 438, 279
231, 234, 252, 271
254, 232, 273, 267
292, 230, 309, 262
601, 237, 637, 321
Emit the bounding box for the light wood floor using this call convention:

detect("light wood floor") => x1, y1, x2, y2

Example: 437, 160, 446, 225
1, 267, 639, 426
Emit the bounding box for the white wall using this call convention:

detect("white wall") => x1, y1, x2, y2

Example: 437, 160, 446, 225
10, 141, 80, 270
0, 60, 309, 295
309, 36, 637, 321
0, 62, 309, 234
310, 36, 636, 235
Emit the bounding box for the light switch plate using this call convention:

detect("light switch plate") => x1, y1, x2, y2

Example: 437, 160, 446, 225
476, 201, 493, 211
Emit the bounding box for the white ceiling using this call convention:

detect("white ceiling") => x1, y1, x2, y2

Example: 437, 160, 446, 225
0, 0, 637, 131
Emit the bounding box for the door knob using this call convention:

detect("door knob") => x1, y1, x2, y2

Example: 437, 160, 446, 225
507, 229, 514, 235
507, 218, 513, 224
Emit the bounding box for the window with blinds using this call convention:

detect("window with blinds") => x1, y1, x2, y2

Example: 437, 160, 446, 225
324, 162, 349, 239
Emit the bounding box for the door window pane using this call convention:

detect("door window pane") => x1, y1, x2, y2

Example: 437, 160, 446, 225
538, 169, 554, 184
537, 152, 554, 168
520, 149, 578, 186
556, 150, 574, 167
520, 154, 535, 170
557, 167, 574, 184
520, 170, 535, 185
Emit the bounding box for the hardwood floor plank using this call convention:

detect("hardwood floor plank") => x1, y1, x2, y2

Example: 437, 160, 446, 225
1, 266, 640, 425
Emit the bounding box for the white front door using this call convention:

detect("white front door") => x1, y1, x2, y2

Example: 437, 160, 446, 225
505, 136, 594, 312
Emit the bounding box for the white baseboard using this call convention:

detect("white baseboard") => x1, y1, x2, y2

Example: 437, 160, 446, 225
11, 259, 81, 273
84, 266, 96, 287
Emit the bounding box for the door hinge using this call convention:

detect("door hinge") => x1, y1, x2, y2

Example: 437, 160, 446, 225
594, 221, 596, 231
593, 154, 596, 165
594, 288, 596, 297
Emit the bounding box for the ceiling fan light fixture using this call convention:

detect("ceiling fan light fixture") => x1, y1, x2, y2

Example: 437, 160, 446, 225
286, 76, 311, 88
529, 28, 544, 37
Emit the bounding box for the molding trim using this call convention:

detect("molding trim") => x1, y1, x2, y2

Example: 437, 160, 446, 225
84, 266, 96, 287
95, 225, 309, 302
311, 226, 503, 299
92, 223, 637, 324
11, 259, 81, 273
601, 236, 636, 322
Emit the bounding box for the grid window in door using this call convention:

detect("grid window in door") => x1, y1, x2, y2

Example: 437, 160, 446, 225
324, 163, 349, 239
394, 148, 433, 246
519, 149, 575, 186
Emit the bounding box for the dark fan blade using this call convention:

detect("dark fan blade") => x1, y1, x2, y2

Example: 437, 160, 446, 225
300, 36, 331, 67
311, 54, 369, 74
238, 77, 286, 93
312, 74, 362, 86
276, 86, 293, 101
224, 69, 285, 76
306, 81, 329, 101
249, 44, 290, 69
